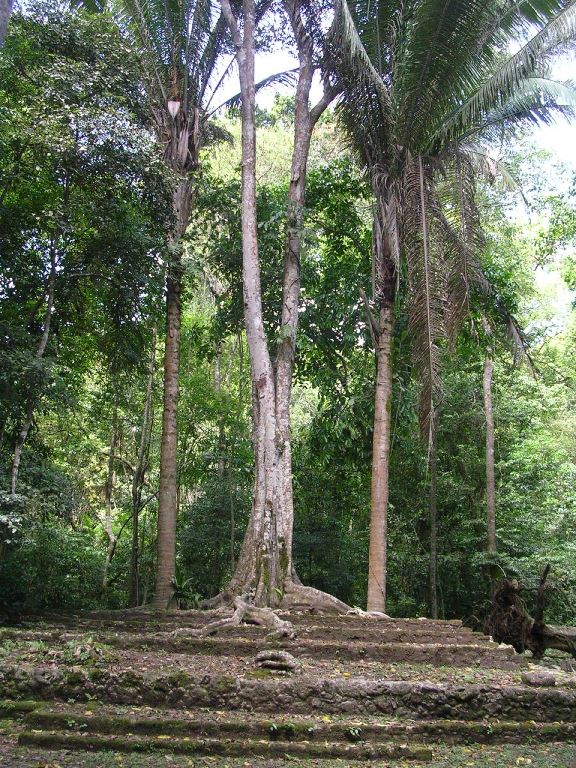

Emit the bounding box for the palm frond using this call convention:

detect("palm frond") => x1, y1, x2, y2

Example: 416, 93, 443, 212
403, 156, 446, 442
372, 180, 400, 303
460, 146, 523, 193
118, 0, 170, 101
329, 0, 391, 108
209, 69, 299, 114
431, 191, 531, 366
394, 0, 505, 148
426, 1, 576, 148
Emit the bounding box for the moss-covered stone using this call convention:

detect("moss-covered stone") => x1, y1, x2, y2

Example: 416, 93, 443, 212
18, 729, 433, 761
0, 700, 40, 718
246, 668, 274, 678
66, 670, 85, 686
166, 671, 191, 687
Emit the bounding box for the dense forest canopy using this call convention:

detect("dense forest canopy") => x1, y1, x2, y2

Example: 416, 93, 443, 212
1, 0, 576, 622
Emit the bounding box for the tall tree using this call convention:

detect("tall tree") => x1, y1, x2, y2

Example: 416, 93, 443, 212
129, 329, 156, 607
104, 0, 230, 607
215, 0, 345, 609
110, 0, 298, 607
332, 0, 576, 611
0, 0, 11, 45
483, 331, 497, 556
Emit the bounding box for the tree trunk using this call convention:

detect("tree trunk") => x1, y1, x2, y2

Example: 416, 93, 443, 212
102, 406, 119, 590
129, 330, 156, 607
153, 178, 192, 609
484, 351, 496, 554
0, 0, 12, 46
214, 342, 226, 478
366, 188, 397, 613
367, 304, 394, 612
9, 246, 56, 495
429, 430, 438, 619
215, 0, 345, 611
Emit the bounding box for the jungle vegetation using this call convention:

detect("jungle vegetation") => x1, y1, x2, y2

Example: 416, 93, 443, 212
1, 0, 576, 621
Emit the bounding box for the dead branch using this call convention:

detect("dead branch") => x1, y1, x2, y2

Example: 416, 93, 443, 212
484, 565, 576, 660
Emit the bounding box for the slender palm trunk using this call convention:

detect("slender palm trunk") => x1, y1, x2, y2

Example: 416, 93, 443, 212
215, 343, 226, 478
484, 351, 496, 553
429, 431, 438, 618
154, 260, 182, 608
129, 330, 156, 607
153, 178, 192, 609
367, 303, 394, 612
366, 189, 397, 613
9, 247, 56, 495
102, 407, 119, 590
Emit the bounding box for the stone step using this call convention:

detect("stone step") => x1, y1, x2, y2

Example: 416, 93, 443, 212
23, 704, 576, 746
19, 611, 465, 632
0, 700, 39, 719
106, 636, 518, 667
4, 667, 575, 720
3, 624, 492, 646
1, 631, 515, 667
18, 730, 432, 761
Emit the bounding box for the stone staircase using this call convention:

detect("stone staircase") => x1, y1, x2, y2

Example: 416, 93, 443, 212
1, 609, 575, 763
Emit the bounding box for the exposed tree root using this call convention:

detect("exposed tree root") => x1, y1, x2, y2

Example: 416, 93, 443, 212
281, 584, 350, 614
199, 593, 229, 610
255, 650, 300, 671
346, 607, 391, 619
484, 565, 576, 660
173, 596, 296, 640
200, 582, 351, 615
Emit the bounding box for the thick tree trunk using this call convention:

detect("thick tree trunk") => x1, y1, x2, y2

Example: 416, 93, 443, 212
153, 178, 192, 609
129, 330, 156, 607
429, 432, 438, 619
215, 0, 345, 611
9, 247, 56, 495
483, 351, 496, 554
228, 0, 287, 605
0, 0, 11, 46
367, 303, 394, 612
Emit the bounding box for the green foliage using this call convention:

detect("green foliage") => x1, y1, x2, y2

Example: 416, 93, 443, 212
0, 524, 108, 614
0, 4, 575, 625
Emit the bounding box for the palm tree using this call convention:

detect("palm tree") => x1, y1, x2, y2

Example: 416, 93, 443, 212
78, 0, 334, 610
331, 0, 576, 612
95, 0, 230, 608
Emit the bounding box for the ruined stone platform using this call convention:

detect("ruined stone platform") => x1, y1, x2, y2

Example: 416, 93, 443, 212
1, 609, 575, 764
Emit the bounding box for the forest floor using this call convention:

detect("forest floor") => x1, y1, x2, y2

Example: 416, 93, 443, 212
1, 610, 576, 766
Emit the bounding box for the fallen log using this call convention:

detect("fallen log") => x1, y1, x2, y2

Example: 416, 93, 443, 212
484, 565, 576, 659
